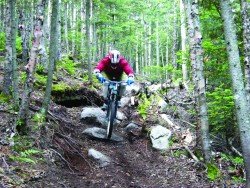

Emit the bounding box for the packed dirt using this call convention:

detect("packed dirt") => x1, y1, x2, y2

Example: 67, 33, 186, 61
24, 104, 212, 188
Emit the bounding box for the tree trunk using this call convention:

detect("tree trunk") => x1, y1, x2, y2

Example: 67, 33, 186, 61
241, 0, 250, 101
185, 0, 211, 162
18, 0, 46, 129
18, 1, 31, 64
0, 2, 5, 32
85, 0, 92, 83
3, 0, 12, 95
80, 0, 86, 61
57, 0, 61, 60
180, 0, 188, 84
10, 0, 19, 108
156, 18, 160, 67
42, 0, 59, 114
220, 0, 250, 186
171, 0, 178, 78
63, 2, 69, 54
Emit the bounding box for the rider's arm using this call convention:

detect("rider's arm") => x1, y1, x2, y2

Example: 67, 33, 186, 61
120, 58, 134, 77
94, 56, 110, 73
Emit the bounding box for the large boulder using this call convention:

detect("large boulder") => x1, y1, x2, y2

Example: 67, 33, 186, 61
81, 107, 126, 127
81, 107, 106, 126
150, 125, 172, 151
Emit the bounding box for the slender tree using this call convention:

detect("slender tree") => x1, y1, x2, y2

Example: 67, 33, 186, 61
3, 0, 12, 95
19, 0, 46, 128
42, 0, 59, 114
85, 0, 92, 83
10, 0, 19, 108
220, 0, 250, 186
180, 0, 188, 85
185, 0, 211, 162
241, 0, 250, 101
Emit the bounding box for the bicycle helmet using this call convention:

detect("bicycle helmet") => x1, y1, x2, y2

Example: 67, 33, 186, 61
109, 50, 121, 64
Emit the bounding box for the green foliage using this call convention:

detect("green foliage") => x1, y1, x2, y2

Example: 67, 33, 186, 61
16, 36, 22, 54
137, 94, 151, 120
221, 153, 244, 166
10, 136, 43, 165
52, 82, 70, 92
9, 149, 42, 164
0, 32, 22, 54
142, 65, 181, 83
57, 57, 76, 75
0, 32, 5, 52
32, 112, 46, 124
207, 163, 221, 181
36, 64, 45, 74
0, 93, 11, 103
34, 74, 47, 87
207, 86, 235, 133
172, 150, 188, 158
20, 72, 27, 83
220, 153, 245, 183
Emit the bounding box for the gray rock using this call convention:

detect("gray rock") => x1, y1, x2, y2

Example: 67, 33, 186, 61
81, 107, 106, 126
120, 97, 131, 107
150, 125, 172, 151
81, 107, 126, 127
88, 148, 111, 167
124, 123, 139, 132
83, 127, 123, 142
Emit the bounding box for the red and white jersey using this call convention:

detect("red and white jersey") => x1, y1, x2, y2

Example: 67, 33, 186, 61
94, 55, 134, 81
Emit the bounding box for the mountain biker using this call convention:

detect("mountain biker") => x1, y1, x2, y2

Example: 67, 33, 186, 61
93, 49, 135, 110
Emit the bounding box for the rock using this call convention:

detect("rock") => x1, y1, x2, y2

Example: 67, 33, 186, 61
120, 97, 131, 107
88, 148, 111, 167
124, 123, 139, 132
81, 107, 126, 127
158, 98, 168, 113
125, 83, 140, 96
150, 125, 172, 151
81, 107, 106, 126
83, 127, 123, 142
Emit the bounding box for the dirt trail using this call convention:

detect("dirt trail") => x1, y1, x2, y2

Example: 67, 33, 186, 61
24, 104, 213, 188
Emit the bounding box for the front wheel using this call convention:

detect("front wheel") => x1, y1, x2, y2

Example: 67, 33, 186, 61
106, 100, 117, 139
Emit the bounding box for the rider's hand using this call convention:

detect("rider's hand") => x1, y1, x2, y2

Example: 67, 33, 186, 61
127, 76, 134, 85
96, 73, 106, 83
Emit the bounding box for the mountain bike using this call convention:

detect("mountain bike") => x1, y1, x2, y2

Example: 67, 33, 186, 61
105, 80, 126, 139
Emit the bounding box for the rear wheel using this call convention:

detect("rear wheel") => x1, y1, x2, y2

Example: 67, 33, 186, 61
107, 100, 117, 139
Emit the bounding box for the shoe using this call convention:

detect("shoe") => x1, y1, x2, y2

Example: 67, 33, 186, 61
101, 103, 107, 111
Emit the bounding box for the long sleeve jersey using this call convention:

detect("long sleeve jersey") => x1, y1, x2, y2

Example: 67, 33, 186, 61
94, 56, 134, 81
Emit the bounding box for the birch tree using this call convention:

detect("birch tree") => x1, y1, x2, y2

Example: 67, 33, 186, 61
241, 0, 250, 101
85, 0, 92, 83
42, 0, 59, 115
180, 0, 188, 85
185, 0, 211, 162
19, 0, 46, 129
220, 0, 250, 186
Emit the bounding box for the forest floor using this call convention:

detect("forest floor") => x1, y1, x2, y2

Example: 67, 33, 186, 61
0, 70, 245, 188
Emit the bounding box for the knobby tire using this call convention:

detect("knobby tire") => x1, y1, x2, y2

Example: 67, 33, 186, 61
106, 100, 117, 139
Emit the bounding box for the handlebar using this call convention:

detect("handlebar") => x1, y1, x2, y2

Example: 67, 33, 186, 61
103, 80, 127, 85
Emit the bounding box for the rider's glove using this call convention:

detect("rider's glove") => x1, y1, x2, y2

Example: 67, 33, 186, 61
127, 76, 134, 85
96, 73, 106, 83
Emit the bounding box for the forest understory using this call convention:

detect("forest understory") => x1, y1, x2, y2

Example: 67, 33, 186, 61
0, 71, 245, 188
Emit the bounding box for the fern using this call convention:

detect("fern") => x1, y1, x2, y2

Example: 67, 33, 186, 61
9, 156, 36, 164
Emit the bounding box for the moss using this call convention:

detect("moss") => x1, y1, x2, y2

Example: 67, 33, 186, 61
57, 57, 76, 75
52, 82, 71, 92
0, 93, 11, 103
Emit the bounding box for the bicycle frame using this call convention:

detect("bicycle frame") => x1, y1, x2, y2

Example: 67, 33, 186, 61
105, 80, 126, 139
